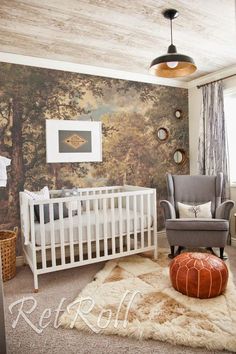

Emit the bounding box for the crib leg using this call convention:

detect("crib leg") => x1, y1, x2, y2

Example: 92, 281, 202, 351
33, 274, 39, 293
153, 228, 158, 260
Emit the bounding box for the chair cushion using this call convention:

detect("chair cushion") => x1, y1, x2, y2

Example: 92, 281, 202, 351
166, 218, 229, 231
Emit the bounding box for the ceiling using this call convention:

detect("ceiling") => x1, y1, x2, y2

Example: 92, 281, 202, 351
0, 0, 235, 82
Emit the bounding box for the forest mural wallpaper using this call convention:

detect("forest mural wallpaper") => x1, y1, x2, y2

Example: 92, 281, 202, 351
0, 63, 189, 254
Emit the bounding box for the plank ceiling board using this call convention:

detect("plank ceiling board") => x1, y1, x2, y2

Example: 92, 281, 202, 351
0, 0, 235, 82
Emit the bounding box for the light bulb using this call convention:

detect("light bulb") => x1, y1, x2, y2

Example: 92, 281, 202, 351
166, 61, 178, 68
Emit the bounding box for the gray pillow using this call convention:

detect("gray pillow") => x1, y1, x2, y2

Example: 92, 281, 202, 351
61, 187, 82, 212
35, 188, 81, 223
61, 187, 79, 197
34, 203, 68, 224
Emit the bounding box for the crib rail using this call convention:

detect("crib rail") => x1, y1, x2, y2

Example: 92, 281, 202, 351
20, 185, 157, 290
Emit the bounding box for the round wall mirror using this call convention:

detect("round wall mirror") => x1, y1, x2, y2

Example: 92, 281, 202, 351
174, 109, 182, 119
157, 127, 169, 141
173, 149, 186, 164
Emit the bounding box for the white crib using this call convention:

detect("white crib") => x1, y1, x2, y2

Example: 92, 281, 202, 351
20, 185, 157, 291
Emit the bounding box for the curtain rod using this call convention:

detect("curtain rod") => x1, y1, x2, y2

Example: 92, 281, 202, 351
197, 73, 236, 89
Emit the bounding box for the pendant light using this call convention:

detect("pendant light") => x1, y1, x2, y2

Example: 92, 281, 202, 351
149, 9, 197, 78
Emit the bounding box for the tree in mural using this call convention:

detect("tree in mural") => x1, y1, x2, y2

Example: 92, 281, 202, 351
93, 112, 159, 186
91, 84, 189, 230
0, 63, 189, 248
0, 64, 28, 227
0, 64, 106, 239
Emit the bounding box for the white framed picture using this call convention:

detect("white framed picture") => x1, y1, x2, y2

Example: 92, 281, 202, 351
46, 120, 102, 163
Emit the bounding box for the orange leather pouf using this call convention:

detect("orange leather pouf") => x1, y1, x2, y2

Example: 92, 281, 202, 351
169, 252, 228, 299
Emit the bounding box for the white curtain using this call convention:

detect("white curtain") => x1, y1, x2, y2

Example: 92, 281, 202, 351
198, 80, 230, 200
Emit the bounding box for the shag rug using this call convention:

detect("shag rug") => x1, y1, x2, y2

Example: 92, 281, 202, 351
60, 252, 236, 352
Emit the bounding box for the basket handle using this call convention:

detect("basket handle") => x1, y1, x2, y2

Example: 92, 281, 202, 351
13, 227, 18, 237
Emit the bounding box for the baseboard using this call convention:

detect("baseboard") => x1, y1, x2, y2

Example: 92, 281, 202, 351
231, 237, 236, 247
16, 256, 24, 267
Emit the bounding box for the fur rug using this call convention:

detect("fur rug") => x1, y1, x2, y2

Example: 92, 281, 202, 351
60, 251, 236, 352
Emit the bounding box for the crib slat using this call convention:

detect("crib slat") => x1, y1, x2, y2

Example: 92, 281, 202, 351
98, 189, 102, 210
111, 197, 116, 255
29, 202, 35, 247
39, 204, 47, 269
77, 199, 83, 262
126, 196, 130, 252
29, 202, 36, 266
147, 193, 151, 247
133, 195, 138, 250
153, 190, 158, 258
49, 202, 56, 267
103, 198, 108, 257
89, 190, 92, 211
29, 201, 39, 290
68, 201, 74, 263
140, 194, 144, 249
118, 196, 123, 253
86, 200, 92, 260
59, 202, 66, 266
94, 199, 100, 258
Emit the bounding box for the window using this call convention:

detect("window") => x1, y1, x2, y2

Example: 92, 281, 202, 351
225, 92, 236, 183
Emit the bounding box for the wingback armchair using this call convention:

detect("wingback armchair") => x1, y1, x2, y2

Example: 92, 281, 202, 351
160, 173, 234, 259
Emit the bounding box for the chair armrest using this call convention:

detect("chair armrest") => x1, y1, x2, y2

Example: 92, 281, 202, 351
160, 200, 176, 220
215, 200, 235, 220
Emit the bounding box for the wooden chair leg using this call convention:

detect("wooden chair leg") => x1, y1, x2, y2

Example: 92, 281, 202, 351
177, 246, 183, 255
220, 247, 227, 260
168, 246, 175, 259
206, 247, 214, 254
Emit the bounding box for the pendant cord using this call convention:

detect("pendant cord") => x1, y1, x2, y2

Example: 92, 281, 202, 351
170, 19, 173, 44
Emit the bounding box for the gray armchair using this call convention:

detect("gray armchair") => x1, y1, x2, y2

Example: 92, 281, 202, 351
160, 173, 234, 259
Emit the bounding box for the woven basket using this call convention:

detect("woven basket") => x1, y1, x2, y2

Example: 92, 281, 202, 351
0, 227, 18, 282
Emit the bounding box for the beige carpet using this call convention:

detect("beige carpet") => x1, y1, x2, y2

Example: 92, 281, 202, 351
3, 245, 236, 354
60, 252, 236, 352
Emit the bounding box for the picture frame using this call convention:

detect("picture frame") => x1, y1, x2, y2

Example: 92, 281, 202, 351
46, 120, 102, 163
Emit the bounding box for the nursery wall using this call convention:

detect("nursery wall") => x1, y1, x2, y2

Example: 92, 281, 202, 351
0, 63, 189, 254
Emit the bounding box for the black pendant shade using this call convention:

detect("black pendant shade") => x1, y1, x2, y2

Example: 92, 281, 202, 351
150, 9, 197, 78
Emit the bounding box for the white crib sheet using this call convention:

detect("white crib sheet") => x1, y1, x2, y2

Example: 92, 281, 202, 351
34, 208, 152, 246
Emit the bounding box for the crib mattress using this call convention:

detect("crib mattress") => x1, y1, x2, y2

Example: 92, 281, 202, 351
34, 208, 152, 246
